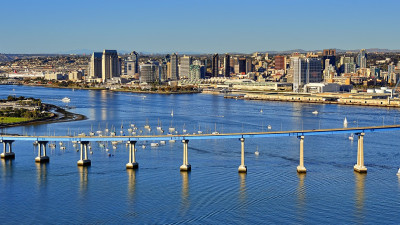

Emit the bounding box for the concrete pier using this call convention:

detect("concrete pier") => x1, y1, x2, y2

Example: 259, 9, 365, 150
0, 140, 15, 159
126, 141, 138, 169
238, 138, 247, 173
35, 141, 49, 163
180, 139, 191, 171
297, 136, 307, 173
354, 133, 367, 173
77, 141, 91, 166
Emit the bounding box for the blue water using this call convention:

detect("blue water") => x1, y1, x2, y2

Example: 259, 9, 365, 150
1, 85, 400, 224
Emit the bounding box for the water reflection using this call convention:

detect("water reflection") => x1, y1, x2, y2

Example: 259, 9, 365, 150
238, 173, 247, 204
127, 169, 137, 200
354, 172, 366, 223
78, 166, 89, 196
180, 172, 190, 214
296, 173, 306, 223
35, 163, 48, 188
1, 158, 14, 178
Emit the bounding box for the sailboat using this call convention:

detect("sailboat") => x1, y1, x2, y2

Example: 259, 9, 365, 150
397, 168, 400, 176
157, 119, 162, 130
349, 133, 354, 141
89, 124, 95, 136
212, 123, 219, 134
197, 125, 203, 134
255, 146, 260, 156
183, 123, 187, 133
343, 117, 348, 128
171, 109, 174, 117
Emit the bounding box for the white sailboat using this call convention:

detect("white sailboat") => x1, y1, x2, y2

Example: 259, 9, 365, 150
397, 168, 400, 176
171, 109, 174, 117
255, 146, 260, 156
344, 117, 348, 128
349, 133, 354, 141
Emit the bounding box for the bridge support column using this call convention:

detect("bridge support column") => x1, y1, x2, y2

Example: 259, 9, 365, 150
126, 141, 138, 169
35, 141, 49, 163
77, 141, 91, 166
354, 133, 367, 173
180, 140, 191, 171
297, 136, 306, 173
238, 138, 247, 173
1, 140, 15, 159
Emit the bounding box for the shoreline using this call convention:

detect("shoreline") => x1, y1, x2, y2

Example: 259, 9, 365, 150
0, 103, 86, 129
226, 92, 400, 108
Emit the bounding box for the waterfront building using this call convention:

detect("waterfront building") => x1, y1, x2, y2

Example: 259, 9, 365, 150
224, 54, 230, 77
89, 52, 102, 79
140, 61, 160, 83
179, 55, 192, 79
212, 53, 219, 77
357, 49, 367, 68
68, 71, 83, 81
291, 57, 322, 92
102, 50, 120, 82
171, 53, 179, 80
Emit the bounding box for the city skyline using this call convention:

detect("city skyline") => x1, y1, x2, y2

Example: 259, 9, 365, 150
1, 0, 400, 54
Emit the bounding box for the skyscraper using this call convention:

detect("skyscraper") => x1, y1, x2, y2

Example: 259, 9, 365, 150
179, 55, 192, 79
102, 50, 119, 82
224, 54, 230, 77
140, 61, 160, 83
89, 52, 102, 79
291, 57, 322, 92
171, 53, 179, 80
357, 49, 367, 68
130, 51, 139, 74
212, 53, 219, 77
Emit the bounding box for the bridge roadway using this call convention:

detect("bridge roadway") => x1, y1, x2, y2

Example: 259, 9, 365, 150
1, 124, 400, 173
1, 124, 400, 142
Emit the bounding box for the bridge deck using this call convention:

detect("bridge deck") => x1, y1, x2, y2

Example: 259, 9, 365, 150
1, 125, 400, 142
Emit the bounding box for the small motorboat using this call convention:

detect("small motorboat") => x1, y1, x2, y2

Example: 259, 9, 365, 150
312, 110, 319, 115
397, 168, 400, 176
267, 125, 272, 130
150, 143, 159, 147
62, 97, 71, 103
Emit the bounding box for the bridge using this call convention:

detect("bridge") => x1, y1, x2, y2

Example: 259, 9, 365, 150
2, 124, 400, 173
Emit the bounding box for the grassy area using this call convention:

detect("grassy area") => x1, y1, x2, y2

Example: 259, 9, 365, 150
0, 117, 31, 124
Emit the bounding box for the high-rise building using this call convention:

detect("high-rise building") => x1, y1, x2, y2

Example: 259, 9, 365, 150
130, 51, 139, 74
160, 62, 168, 82
140, 61, 160, 83
322, 49, 336, 69
357, 49, 367, 68
291, 57, 322, 92
102, 50, 120, 82
89, 52, 102, 79
212, 53, 219, 77
189, 65, 205, 79
388, 63, 396, 83
224, 54, 230, 77
246, 58, 253, 73
236, 58, 246, 74
171, 53, 179, 80
274, 55, 286, 73
179, 55, 192, 79
344, 63, 356, 74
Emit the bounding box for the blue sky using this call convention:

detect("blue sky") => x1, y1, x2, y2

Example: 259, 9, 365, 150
1, 0, 399, 54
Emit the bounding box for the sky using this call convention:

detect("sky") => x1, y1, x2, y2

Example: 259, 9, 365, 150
1, 0, 400, 54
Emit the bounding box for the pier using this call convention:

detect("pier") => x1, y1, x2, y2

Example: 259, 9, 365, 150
1, 124, 400, 173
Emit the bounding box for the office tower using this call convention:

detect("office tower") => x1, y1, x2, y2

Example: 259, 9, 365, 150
274, 55, 286, 73
236, 58, 246, 74
370, 66, 380, 78
308, 58, 322, 83
102, 50, 119, 82
344, 63, 356, 74
179, 55, 192, 79
223, 54, 230, 77
246, 58, 253, 73
189, 65, 205, 79
322, 49, 336, 69
130, 51, 139, 74
212, 53, 219, 77
357, 49, 367, 68
89, 52, 102, 78
140, 61, 160, 83
160, 62, 168, 82
171, 53, 179, 80
291, 57, 322, 92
